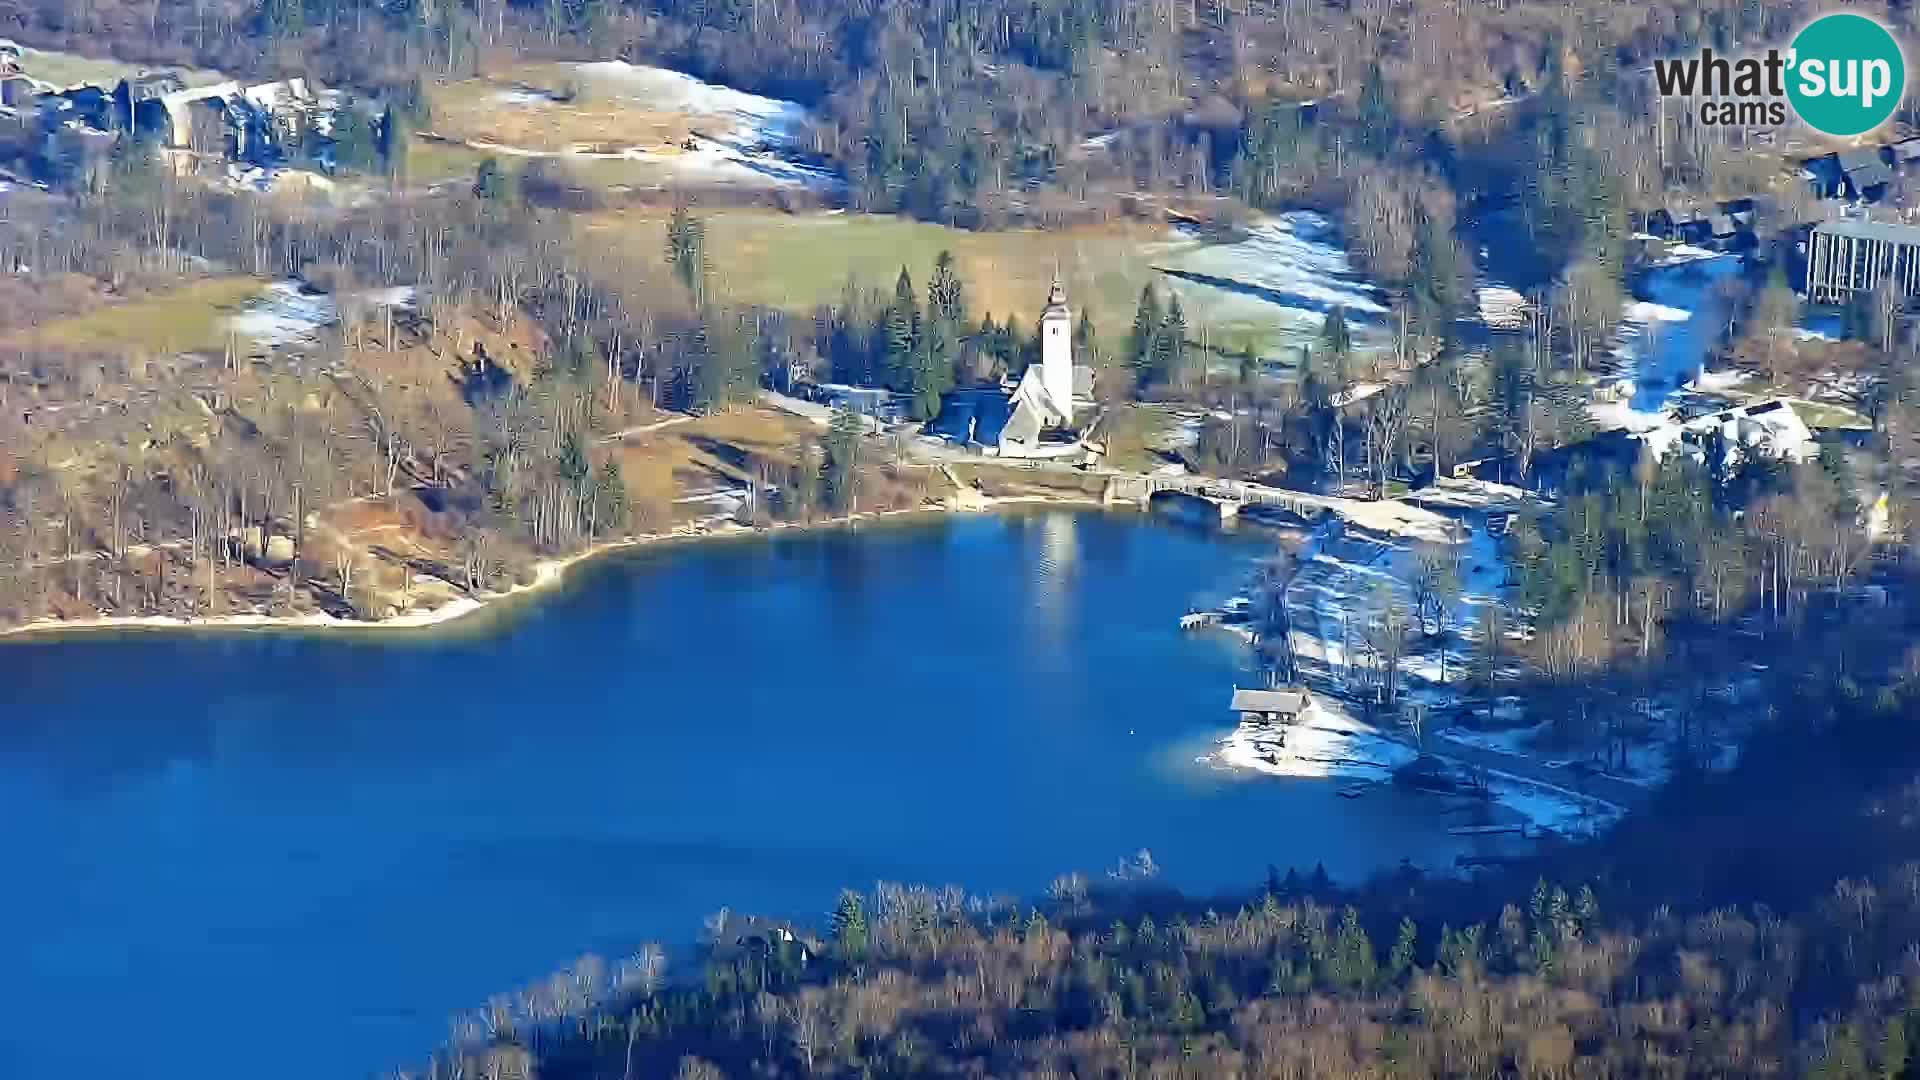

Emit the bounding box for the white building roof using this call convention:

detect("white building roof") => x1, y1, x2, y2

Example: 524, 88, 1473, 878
1637, 399, 1817, 466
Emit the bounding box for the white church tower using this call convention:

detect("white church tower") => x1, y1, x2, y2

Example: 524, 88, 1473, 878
1039, 277, 1074, 425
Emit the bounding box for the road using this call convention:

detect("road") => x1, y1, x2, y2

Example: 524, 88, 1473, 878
1423, 732, 1649, 809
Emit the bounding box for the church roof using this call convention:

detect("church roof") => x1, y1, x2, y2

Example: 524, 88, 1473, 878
1000, 395, 1045, 446
1011, 364, 1069, 426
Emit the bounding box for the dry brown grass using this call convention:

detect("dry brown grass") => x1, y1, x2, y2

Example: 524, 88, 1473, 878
606, 406, 821, 524
3, 276, 266, 355
429, 64, 705, 153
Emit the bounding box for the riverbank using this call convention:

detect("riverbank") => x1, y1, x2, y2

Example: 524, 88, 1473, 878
0, 493, 1111, 641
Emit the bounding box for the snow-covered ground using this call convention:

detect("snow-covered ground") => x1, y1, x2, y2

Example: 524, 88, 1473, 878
1191, 490, 1639, 834
1156, 212, 1390, 355
467, 62, 840, 193
1589, 250, 1744, 431
225, 280, 417, 348
1202, 701, 1417, 780
1484, 773, 1621, 834
578, 61, 808, 143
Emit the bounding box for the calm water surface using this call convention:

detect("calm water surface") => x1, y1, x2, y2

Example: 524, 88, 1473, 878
1, 511, 1481, 1079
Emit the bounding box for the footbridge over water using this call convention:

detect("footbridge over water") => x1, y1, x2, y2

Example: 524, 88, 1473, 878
1107, 474, 1336, 524
1103, 473, 1461, 540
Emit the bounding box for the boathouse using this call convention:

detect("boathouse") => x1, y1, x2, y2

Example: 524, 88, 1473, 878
1231, 687, 1311, 724
1805, 219, 1920, 303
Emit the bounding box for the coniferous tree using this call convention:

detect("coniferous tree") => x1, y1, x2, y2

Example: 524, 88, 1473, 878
1358, 62, 1395, 153
911, 317, 955, 420
1412, 212, 1467, 336
1389, 916, 1418, 979
1075, 309, 1100, 366
1127, 285, 1161, 384
1155, 294, 1189, 387
824, 405, 864, 514
1321, 305, 1353, 361
379, 106, 411, 181
473, 157, 515, 203
593, 460, 628, 536
667, 205, 708, 308
830, 890, 869, 961
885, 267, 918, 391
330, 107, 381, 173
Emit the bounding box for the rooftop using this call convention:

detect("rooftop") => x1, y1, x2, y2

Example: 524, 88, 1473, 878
1231, 687, 1311, 715
1839, 147, 1885, 170
1813, 218, 1920, 245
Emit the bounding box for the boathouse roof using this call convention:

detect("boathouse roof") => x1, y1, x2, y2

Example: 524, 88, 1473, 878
1231, 687, 1311, 716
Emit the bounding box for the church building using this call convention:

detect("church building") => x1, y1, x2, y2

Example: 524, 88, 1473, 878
934, 279, 1095, 459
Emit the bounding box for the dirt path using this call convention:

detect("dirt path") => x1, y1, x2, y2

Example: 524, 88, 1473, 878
599, 413, 695, 442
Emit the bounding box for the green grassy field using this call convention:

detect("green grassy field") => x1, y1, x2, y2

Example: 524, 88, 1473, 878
585, 209, 1178, 339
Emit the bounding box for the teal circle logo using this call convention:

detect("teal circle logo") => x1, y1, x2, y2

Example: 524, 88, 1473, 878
1787, 13, 1906, 136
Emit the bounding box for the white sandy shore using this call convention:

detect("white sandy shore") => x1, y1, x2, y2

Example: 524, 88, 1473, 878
0, 495, 1105, 641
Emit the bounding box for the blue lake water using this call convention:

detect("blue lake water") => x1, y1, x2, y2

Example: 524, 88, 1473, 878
0, 510, 1483, 1079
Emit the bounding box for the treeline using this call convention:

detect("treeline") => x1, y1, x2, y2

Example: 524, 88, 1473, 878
0, 0, 1860, 232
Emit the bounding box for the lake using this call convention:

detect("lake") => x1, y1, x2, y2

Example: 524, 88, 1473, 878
0, 510, 1486, 1079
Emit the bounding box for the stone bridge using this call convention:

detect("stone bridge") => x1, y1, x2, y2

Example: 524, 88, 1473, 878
1104, 473, 1466, 544
1104, 473, 1330, 523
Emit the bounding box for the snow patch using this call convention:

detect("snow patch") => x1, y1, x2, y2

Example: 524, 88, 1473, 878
1158, 211, 1390, 351
575, 61, 810, 144
1203, 702, 1418, 780
224, 280, 417, 348
1476, 285, 1528, 330
474, 62, 839, 192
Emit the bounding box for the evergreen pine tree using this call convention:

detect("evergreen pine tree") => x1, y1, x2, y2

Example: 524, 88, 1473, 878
1075, 309, 1100, 366
824, 405, 864, 514
1389, 916, 1418, 978
830, 890, 869, 960
1156, 294, 1189, 387
473, 157, 515, 203
1412, 211, 1466, 334
1330, 907, 1377, 989
1127, 285, 1161, 382
666, 205, 708, 308
379, 106, 411, 181
330, 107, 381, 174
1321, 305, 1353, 360
885, 267, 918, 391
1359, 62, 1395, 152
913, 316, 955, 421
594, 459, 628, 534
1573, 884, 1599, 930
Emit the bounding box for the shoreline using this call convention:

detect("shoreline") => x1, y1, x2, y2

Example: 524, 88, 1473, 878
0, 494, 1114, 642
